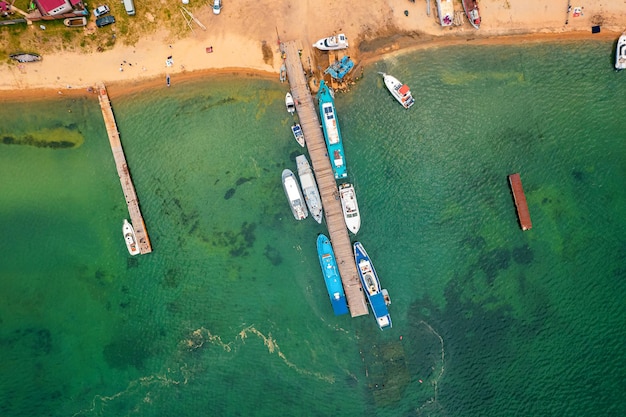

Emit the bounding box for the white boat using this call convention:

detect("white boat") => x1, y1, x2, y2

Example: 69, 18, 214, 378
296, 154, 323, 223
339, 183, 360, 234
312, 34, 348, 51
291, 123, 305, 147
285, 92, 295, 114
380, 72, 415, 109
436, 0, 454, 27
123, 219, 140, 256
616, 32, 626, 71
282, 169, 308, 220
354, 242, 392, 330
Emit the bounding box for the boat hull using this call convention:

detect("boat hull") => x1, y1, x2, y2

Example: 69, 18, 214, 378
354, 242, 391, 330
339, 183, 360, 234
64, 17, 87, 27
10, 53, 42, 63
317, 80, 347, 179
285, 92, 295, 114
282, 169, 308, 220
436, 0, 454, 27
462, 0, 481, 29
312, 34, 348, 51
317, 234, 349, 315
616, 34, 626, 70
381, 73, 415, 109
123, 219, 140, 256
296, 154, 323, 223
291, 123, 305, 147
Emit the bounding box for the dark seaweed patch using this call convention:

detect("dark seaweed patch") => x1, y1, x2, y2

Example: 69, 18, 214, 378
263, 244, 282, 266
224, 188, 236, 200
236, 176, 255, 186
103, 334, 151, 370
478, 248, 511, 284
212, 222, 256, 257
512, 244, 534, 265
1, 134, 75, 149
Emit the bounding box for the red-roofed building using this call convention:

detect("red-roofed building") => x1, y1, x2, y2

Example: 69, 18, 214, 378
35, 0, 73, 15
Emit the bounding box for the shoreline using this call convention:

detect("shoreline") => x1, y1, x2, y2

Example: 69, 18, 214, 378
0, 29, 621, 102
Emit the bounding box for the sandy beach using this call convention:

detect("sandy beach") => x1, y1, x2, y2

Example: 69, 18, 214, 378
1, 0, 625, 98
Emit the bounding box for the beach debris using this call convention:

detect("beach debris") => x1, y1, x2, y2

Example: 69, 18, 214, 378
180, 6, 206, 31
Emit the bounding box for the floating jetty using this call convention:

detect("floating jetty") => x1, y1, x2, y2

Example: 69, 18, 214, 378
97, 83, 152, 254
282, 41, 368, 318
508, 173, 532, 231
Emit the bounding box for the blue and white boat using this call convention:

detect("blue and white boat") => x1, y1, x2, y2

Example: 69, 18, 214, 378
317, 234, 349, 316
354, 242, 392, 330
317, 80, 347, 179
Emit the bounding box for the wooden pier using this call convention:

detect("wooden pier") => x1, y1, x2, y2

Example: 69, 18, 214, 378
282, 41, 368, 317
97, 83, 152, 254
508, 173, 532, 231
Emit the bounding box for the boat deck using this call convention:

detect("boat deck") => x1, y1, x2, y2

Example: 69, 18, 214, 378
508, 173, 532, 231
282, 41, 368, 318
97, 83, 152, 254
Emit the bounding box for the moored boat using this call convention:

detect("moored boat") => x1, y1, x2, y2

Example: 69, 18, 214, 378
123, 219, 140, 256
339, 183, 360, 234
312, 33, 348, 51
291, 123, 305, 147
296, 154, 323, 223
462, 0, 481, 29
285, 92, 295, 114
317, 234, 349, 315
317, 80, 347, 179
436, 0, 454, 27
354, 242, 392, 330
64, 17, 87, 27
380, 72, 415, 109
282, 169, 308, 220
10, 53, 42, 63
616, 32, 626, 71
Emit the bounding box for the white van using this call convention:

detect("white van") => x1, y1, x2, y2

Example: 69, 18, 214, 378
123, 0, 135, 15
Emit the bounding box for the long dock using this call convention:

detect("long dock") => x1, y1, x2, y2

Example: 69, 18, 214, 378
97, 83, 152, 254
282, 41, 368, 317
508, 173, 532, 231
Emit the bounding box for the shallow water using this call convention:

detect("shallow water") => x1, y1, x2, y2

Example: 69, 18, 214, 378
1, 40, 625, 416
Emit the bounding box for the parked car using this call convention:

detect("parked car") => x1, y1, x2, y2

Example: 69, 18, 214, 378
96, 15, 115, 27
93, 5, 109, 17
212, 0, 221, 14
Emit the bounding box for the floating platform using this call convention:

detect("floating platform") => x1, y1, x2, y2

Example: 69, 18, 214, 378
508, 173, 532, 231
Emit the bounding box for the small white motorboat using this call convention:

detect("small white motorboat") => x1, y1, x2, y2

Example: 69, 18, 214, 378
616, 32, 626, 71
312, 34, 348, 51
339, 183, 361, 234
123, 219, 140, 256
285, 92, 295, 114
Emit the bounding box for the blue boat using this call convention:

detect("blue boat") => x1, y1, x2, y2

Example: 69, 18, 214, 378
317, 80, 347, 179
324, 55, 354, 81
317, 234, 349, 316
354, 242, 392, 330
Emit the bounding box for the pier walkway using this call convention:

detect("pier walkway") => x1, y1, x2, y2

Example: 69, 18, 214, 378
98, 83, 152, 255
282, 41, 368, 317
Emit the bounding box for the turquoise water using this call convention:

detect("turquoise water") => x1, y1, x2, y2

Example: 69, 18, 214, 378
1, 40, 625, 416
